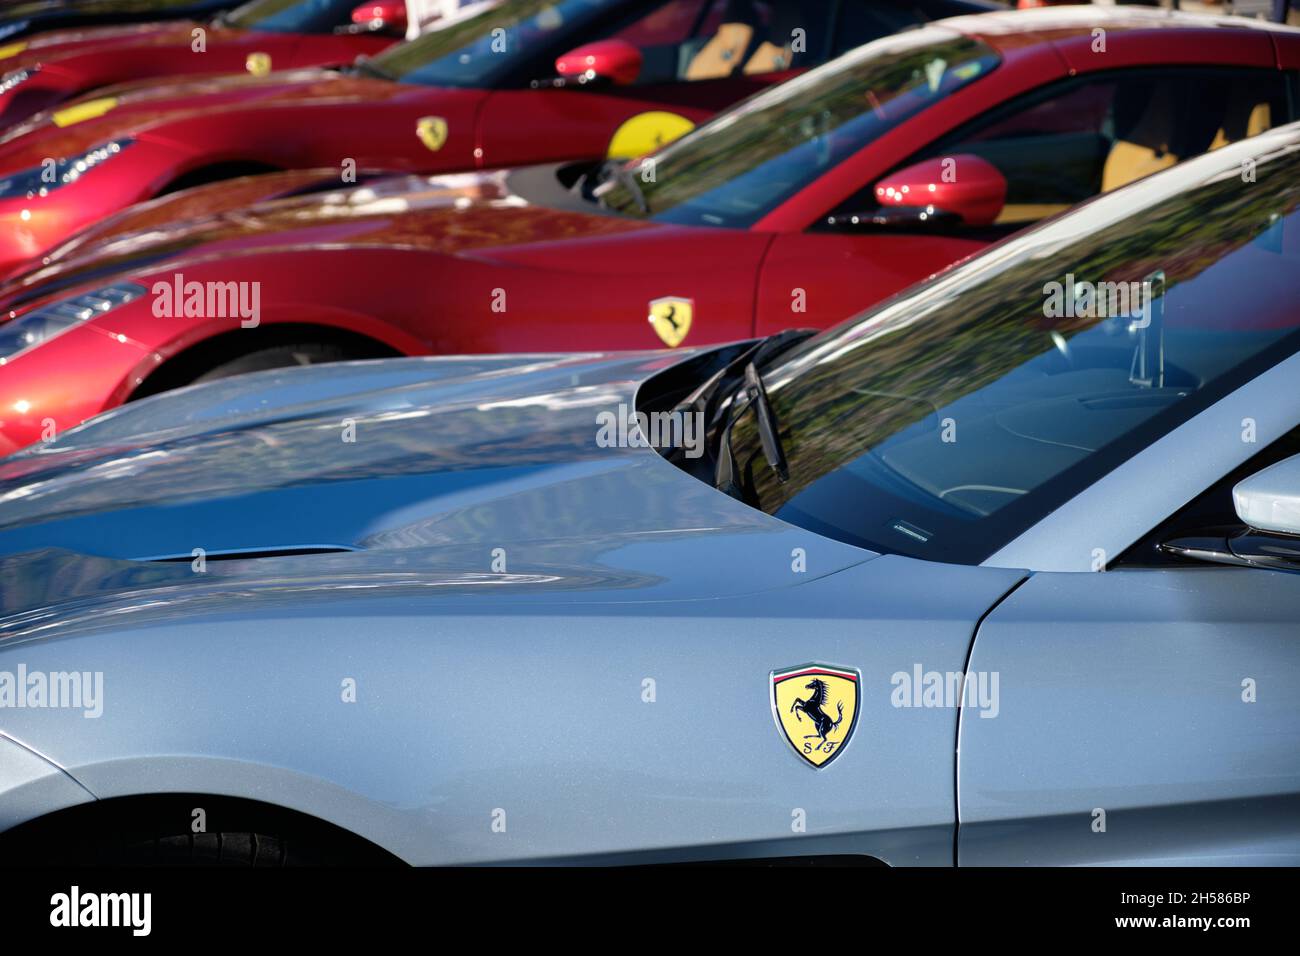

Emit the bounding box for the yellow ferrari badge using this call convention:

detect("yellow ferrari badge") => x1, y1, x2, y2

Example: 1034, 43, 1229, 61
416, 116, 449, 153
0, 42, 28, 61
245, 52, 272, 76
648, 296, 692, 348
770, 663, 860, 769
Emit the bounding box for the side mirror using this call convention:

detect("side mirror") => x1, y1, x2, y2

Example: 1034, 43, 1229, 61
554, 39, 643, 87
350, 1, 407, 35
851, 154, 1007, 229
1160, 453, 1300, 571
1234, 455, 1300, 535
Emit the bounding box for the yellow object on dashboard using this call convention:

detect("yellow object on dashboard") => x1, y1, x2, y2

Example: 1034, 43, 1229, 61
607, 111, 695, 160
51, 97, 119, 128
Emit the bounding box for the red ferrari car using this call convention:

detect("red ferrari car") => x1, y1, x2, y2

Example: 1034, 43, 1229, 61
0, 0, 991, 277
0, 0, 407, 129
0, 7, 1297, 454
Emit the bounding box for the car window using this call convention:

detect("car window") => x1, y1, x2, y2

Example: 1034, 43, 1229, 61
223, 0, 362, 32
597, 28, 999, 226
831, 0, 928, 57
612, 0, 748, 84
372, 0, 624, 87
619, 0, 837, 84
844, 67, 1291, 231
723, 137, 1300, 566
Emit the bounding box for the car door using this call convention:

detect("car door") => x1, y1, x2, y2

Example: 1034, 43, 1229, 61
285, 29, 395, 68
959, 429, 1300, 866
754, 65, 1293, 337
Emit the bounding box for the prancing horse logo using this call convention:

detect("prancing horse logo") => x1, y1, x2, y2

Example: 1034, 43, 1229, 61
416, 116, 449, 153
647, 296, 693, 347
770, 663, 860, 769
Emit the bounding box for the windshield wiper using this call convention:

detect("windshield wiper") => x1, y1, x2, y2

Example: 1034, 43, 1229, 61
613, 163, 649, 214
352, 56, 397, 81
587, 159, 649, 214
714, 360, 793, 504
673, 328, 812, 427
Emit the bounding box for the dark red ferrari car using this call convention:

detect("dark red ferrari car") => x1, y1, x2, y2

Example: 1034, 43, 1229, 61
0, 0, 407, 129
0, 6, 1296, 454
0, 0, 991, 277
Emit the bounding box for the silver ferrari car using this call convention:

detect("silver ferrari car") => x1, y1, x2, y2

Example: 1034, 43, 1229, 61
0, 121, 1298, 866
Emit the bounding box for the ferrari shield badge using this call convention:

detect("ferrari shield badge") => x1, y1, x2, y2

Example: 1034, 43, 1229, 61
770, 663, 860, 769
648, 296, 692, 348
416, 116, 449, 153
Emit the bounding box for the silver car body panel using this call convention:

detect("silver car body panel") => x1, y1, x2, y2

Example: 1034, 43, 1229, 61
0, 349, 1026, 864
0, 733, 94, 833
960, 566, 1300, 865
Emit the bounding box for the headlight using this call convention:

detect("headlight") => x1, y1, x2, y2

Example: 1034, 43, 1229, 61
0, 66, 33, 94
0, 282, 145, 362
0, 138, 132, 201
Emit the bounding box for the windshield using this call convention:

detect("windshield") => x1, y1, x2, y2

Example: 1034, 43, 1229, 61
723, 138, 1300, 565
597, 28, 998, 228
6, 0, 216, 13
222, 0, 362, 32
371, 0, 624, 88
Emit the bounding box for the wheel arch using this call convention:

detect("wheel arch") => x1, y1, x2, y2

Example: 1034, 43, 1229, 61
128, 321, 409, 401
156, 159, 284, 196
0, 790, 406, 865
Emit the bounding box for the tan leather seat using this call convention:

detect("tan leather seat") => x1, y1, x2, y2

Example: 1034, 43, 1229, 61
685, 0, 801, 80
1208, 100, 1271, 151
1101, 85, 1180, 193
994, 202, 1072, 226
684, 22, 755, 80
741, 39, 792, 74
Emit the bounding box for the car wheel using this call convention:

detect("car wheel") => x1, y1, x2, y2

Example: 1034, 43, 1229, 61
109, 829, 318, 866
189, 342, 363, 384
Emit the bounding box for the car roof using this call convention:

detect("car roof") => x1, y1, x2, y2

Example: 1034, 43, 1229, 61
945, 6, 1300, 58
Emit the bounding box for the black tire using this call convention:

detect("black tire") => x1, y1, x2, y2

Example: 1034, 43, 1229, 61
111, 830, 315, 867
0, 795, 404, 866
189, 342, 361, 384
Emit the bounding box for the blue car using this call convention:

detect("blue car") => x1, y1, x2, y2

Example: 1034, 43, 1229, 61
0, 121, 1297, 865
0, 0, 240, 44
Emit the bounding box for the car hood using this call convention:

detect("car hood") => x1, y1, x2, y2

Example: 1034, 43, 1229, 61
1, 168, 659, 308
0, 67, 413, 159
0, 349, 876, 633
0, 2, 225, 42
1, 19, 201, 65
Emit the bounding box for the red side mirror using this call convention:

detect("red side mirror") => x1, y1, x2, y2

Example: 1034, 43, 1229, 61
351, 1, 407, 32
555, 39, 643, 87
873, 154, 1007, 227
